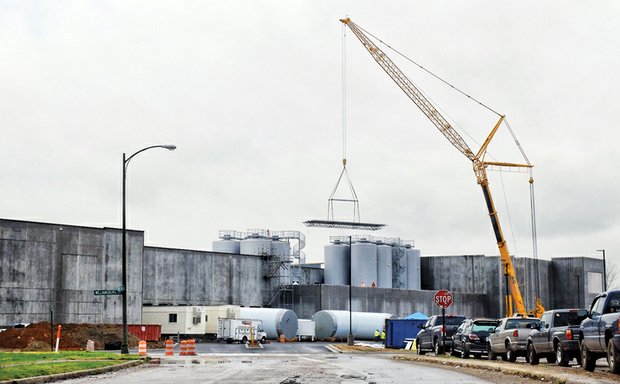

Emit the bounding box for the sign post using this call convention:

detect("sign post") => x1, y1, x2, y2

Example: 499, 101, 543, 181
434, 289, 454, 354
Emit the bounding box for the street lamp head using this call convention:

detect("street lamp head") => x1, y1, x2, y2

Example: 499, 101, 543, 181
161, 145, 176, 151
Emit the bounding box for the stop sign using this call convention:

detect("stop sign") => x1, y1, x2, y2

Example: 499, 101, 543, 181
434, 289, 453, 309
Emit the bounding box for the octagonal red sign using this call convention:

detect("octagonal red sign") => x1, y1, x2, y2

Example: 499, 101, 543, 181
434, 289, 453, 309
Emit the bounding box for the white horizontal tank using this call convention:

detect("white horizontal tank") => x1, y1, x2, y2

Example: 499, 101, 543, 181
239, 307, 298, 340
312, 310, 395, 340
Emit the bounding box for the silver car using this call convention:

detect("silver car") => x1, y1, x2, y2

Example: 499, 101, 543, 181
488, 316, 540, 362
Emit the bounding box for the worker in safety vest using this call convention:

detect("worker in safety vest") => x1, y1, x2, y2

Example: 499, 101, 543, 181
374, 329, 380, 341
380, 329, 386, 344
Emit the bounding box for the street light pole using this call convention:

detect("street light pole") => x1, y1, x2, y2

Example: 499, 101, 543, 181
347, 235, 354, 346
597, 249, 607, 291
121, 144, 176, 354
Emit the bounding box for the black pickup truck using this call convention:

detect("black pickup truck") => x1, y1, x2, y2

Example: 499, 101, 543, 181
526, 308, 588, 366
579, 290, 620, 373
416, 314, 466, 355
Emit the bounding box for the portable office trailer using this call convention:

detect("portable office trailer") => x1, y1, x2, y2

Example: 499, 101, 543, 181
142, 306, 206, 338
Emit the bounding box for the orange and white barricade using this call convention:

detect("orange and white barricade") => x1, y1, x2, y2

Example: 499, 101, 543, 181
187, 339, 196, 356
179, 340, 188, 356
165, 339, 174, 356
138, 340, 147, 356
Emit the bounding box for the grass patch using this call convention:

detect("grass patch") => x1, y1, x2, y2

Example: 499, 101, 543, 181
0, 351, 142, 381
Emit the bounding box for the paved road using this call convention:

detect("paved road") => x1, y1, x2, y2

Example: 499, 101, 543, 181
62, 354, 492, 383
145, 341, 336, 355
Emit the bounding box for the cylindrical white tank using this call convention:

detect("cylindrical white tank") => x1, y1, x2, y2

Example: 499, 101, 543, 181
324, 241, 350, 285
240, 235, 271, 255
239, 307, 298, 340
212, 235, 241, 253
351, 239, 377, 287
391, 245, 407, 289
270, 238, 290, 259
406, 247, 421, 290
312, 310, 395, 340
376, 243, 392, 288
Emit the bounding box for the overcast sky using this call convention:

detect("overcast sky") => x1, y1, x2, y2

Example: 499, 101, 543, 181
2, 1, 619, 277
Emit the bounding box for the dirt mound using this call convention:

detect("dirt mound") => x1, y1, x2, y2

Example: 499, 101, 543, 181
0, 322, 139, 351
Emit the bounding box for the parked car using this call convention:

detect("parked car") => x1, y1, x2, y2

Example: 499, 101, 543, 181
527, 308, 588, 366
451, 318, 498, 359
579, 290, 620, 373
488, 316, 540, 362
416, 314, 466, 355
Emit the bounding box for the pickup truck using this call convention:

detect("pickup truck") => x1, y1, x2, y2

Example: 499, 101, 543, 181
488, 316, 540, 362
416, 314, 466, 355
579, 290, 620, 373
526, 308, 588, 366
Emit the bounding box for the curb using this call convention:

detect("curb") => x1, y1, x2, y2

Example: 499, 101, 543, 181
0, 359, 144, 384
393, 355, 597, 384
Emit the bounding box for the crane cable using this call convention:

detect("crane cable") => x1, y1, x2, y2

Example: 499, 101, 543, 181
356, 23, 502, 118
342, 22, 347, 163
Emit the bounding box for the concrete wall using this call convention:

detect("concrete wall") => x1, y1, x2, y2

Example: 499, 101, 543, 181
142, 247, 264, 307
289, 285, 487, 320
551, 257, 604, 309
0, 219, 143, 326
422, 254, 603, 318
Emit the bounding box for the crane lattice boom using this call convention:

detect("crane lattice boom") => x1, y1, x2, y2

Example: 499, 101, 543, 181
341, 17, 538, 317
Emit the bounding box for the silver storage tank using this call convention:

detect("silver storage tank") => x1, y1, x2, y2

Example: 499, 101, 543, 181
376, 243, 392, 288
240, 234, 271, 255
271, 237, 292, 284
270, 237, 290, 258
324, 240, 350, 285
391, 245, 407, 289
313, 310, 395, 340
406, 247, 421, 290
212, 235, 241, 254
239, 307, 298, 340
351, 239, 377, 287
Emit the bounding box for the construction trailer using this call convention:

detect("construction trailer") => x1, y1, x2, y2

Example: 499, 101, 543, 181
142, 306, 206, 339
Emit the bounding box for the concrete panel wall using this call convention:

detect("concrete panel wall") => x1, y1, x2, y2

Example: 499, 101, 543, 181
0, 219, 143, 326
551, 257, 604, 309
142, 247, 264, 307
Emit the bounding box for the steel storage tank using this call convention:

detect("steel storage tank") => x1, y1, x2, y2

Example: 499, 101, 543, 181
240, 233, 271, 255
351, 239, 377, 287
270, 237, 292, 284
391, 245, 407, 289
313, 310, 395, 340
406, 246, 421, 290
324, 240, 350, 285
376, 243, 392, 288
239, 307, 298, 340
212, 235, 241, 254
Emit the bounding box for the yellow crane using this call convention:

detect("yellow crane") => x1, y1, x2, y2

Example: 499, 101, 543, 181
341, 18, 544, 317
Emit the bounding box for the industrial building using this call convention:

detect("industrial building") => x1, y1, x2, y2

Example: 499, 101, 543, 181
0, 218, 605, 328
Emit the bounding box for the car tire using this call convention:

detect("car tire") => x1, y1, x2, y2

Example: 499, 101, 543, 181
416, 339, 425, 355
241, 336, 248, 344
473, 354, 482, 359
488, 344, 497, 361
581, 339, 596, 372
608, 339, 620, 374
434, 340, 444, 355
461, 342, 469, 359
260, 336, 266, 344
527, 343, 539, 365
501, 353, 508, 361
506, 343, 517, 363
555, 343, 569, 367
546, 354, 556, 364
